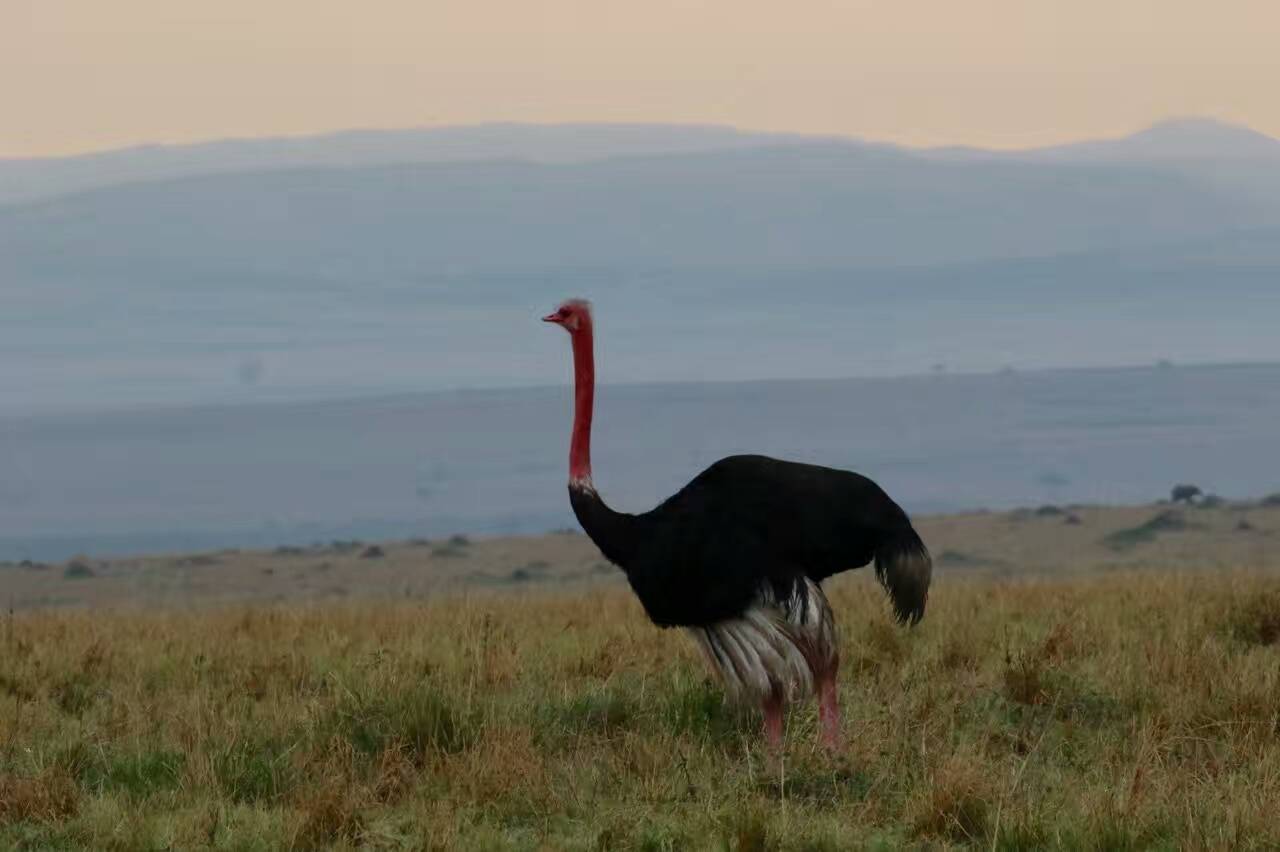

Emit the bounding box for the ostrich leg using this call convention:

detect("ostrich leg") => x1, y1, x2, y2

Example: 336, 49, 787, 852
817, 660, 842, 750
762, 694, 784, 750
752, 690, 783, 752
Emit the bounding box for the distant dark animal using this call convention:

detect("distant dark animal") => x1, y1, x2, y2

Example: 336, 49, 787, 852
543, 299, 931, 750
1171, 484, 1203, 504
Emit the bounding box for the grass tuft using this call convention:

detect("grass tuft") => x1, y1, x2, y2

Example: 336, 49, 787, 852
910, 752, 995, 843
1225, 589, 1280, 646
0, 770, 79, 824
66, 745, 186, 799
213, 737, 296, 804
539, 686, 638, 745
661, 679, 745, 745
291, 782, 366, 850
329, 682, 478, 762
50, 673, 97, 717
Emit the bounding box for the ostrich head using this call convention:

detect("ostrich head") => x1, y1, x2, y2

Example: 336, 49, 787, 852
541, 299, 592, 334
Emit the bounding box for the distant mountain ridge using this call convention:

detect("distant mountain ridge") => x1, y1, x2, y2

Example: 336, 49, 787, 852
1019, 118, 1280, 163
928, 118, 1280, 163
4, 146, 1273, 277
3, 118, 1277, 207
0, 123, 866, 207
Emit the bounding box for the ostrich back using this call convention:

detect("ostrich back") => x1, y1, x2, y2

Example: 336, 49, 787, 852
621, 454, 919, 627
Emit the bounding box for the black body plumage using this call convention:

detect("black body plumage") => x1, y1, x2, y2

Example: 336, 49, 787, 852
569, 453, 931, 629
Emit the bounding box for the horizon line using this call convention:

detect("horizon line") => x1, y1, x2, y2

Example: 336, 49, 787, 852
4, 357, 1277, 424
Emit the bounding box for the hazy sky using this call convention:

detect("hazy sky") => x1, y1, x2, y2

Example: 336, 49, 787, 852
4, 0, 1279, 158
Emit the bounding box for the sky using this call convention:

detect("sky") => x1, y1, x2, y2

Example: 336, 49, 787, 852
4, 0, 1279, 158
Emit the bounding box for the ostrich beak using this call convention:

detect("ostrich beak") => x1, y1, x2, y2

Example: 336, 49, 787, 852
542, 313, 561, 324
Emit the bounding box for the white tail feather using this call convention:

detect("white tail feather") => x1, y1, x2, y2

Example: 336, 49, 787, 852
688, 577, 838, 705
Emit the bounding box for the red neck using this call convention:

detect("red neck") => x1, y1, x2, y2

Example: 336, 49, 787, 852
568, 319, 595, 487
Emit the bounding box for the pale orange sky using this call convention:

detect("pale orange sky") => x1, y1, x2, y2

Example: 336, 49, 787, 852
4, 0, 1278, 158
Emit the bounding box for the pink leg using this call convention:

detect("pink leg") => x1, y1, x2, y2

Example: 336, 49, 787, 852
817, 666, 842, 751
762, 694, 784, 751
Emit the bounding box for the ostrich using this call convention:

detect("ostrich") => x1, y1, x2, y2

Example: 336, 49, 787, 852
542, 299, 931, 750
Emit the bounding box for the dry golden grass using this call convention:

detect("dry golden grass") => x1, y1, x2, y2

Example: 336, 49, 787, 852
3, 565, 1280, 850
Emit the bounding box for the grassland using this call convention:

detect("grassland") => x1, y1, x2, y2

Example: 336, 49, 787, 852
2, 502, 1280, 849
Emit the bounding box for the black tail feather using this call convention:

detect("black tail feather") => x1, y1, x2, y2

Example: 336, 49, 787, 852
874, 528, 932, 625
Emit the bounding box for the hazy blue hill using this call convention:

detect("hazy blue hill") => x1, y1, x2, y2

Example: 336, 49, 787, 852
0, 123, 853, 207
3, 145, 1274, 279
1020, 118, 1280, 164
930, 118, 1280, 209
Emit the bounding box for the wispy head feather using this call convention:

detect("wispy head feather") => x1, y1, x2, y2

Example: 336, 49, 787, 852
559, 298, 592, 315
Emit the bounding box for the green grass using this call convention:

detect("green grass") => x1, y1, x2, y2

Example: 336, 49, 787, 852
57, 744, 186, 799
2, 571, 1280, 849
213, 736, 297, 804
